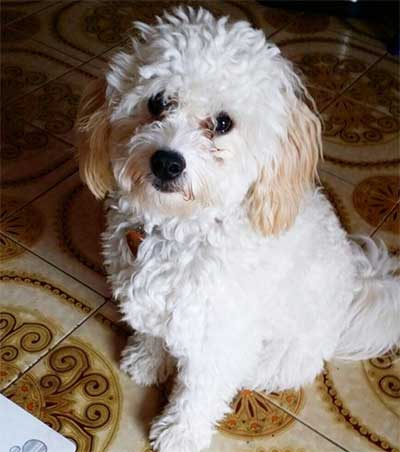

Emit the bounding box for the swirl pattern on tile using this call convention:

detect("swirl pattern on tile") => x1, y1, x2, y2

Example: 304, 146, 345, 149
4, 336, 122, 452
323, 97, 399, 145
318, 363, 399, 452
363, 351, 400, 416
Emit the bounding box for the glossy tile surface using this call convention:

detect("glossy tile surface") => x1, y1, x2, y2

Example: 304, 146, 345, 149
1, 1, 399, 451
0, 241, 106, 390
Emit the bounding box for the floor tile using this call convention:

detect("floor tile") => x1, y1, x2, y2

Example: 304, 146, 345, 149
345, 56, 399, 118
7, 0, 263, 63
4, 61, 100, 145
267, 355, 400, 452
262, 7, 390, 51
238, 3, 301, 38
2, 301, 346, 452
318, 171, 383, 235
0, 0, 56, 26
319, 95, 399, 186
0, 240, 106, 390
0, 116, 77, 215
327, 15, 396, 52
6, 1, 131, 62
264, 173, 400, 451
371, 201, 400, 256
272, 31, 385, 97
0, 172, 110, 297
1, 33, 83, 105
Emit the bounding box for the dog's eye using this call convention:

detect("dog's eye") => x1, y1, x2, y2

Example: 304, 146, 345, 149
215, 112, 233, 135
148, 91, 171, 118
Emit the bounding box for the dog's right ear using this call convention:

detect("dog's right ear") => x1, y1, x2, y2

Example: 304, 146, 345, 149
75, 78, 115, 199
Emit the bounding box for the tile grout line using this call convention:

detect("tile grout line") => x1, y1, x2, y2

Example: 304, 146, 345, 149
2, 36, 128, 108
264, 396, 353, 452
267, 11, 305, 40
22, 118, 78, 147
318, 50, 389, 114
318, 169, 399, 215
0, 231, 110, 300
0, 295, 110, 394
2, 1, 61, 28
369, 200, 400, 238
1, 166, 79, 222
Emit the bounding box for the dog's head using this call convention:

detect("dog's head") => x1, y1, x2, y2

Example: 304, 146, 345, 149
76, 7, 321, 234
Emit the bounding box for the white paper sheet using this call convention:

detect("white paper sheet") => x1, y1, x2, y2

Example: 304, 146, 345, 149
0, 394, 76, 452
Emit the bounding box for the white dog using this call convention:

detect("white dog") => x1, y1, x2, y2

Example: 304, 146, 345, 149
76, 8, 400, 452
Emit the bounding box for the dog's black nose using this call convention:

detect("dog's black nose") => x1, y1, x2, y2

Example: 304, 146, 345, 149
151, 150, 186, 181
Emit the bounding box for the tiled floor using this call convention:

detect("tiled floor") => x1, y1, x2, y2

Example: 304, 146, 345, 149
1, 1, 399, 452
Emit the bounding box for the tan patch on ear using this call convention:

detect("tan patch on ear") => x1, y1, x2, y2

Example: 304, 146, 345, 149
247, 100, 322, 236
75, 79, 115, 199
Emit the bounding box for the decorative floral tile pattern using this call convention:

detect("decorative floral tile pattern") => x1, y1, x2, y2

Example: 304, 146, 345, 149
1, 34, 82, 104
6, 0, 269, 63
346, 56, 399, 118
0, 114, 77, 218
318, 172, 385, 235
267, 354, 400, 452
0, 242, 106, 390
0, 172, 110, 297
3, 302, 346, 452
4, 62, 100, 146
371, 201, 400, 256
274, 32, 385, 96
1, 2, 399, 452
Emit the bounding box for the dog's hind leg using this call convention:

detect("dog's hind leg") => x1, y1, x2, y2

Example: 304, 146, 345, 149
120, 332, 174, 386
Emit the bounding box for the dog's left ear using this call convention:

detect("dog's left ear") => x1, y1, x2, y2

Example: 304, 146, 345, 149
247, 99, 322, 236
75, 78, 115, 199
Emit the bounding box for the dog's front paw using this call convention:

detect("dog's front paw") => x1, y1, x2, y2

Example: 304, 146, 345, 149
150, 417, 211, 452
120, 341, 173, 386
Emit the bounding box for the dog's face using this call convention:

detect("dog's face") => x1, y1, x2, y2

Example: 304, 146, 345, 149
76, 8, 321, 234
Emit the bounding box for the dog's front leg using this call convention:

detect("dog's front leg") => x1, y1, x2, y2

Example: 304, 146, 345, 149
120, 332, 174, 386
149, 352, 239, 452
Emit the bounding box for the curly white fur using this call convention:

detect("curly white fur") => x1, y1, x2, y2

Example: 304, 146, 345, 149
76, 7, 400, 452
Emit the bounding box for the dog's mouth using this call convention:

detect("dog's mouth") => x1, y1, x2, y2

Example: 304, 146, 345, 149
152, 179, 181, 193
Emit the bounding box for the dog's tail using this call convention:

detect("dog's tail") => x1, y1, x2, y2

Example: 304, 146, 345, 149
334, 237, 400, 360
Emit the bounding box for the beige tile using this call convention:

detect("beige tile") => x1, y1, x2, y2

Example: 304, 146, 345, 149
2, 301, 345, 452
273, 31, 385, 96
4, 61, 100, 146
1, 35, 82, 105
0, 116, 77, 214
0, 240, 106, 390
9, 1, 253, 63
319, 94, 400, 187
345, 56, 400, 118
1, 171, 110, 297
318, 171, 382, 235
371, 201, 400, 256
267, 356, 400, 452
7, 1, 129, 62
2, 301, 161, 452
